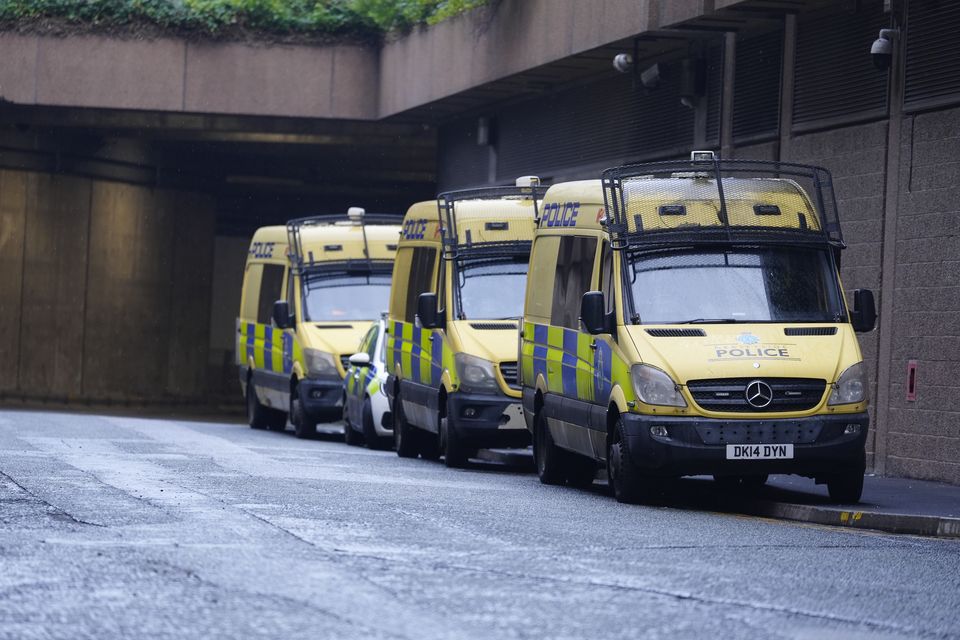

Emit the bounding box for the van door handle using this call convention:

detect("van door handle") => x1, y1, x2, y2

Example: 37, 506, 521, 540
590, 341, 598, 350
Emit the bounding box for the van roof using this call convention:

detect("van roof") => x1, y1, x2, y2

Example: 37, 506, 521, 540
540, 177, 822, 237
400, 197, 538, 248
248, 222, 401, 264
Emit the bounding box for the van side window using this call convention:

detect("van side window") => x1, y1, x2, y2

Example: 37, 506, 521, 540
241, 263, 262, 322
258, 264, 285, 325
525, 236, 560, 321
600, 242, 616, 316
551, 236, 598, 330
405, 247, 437, 323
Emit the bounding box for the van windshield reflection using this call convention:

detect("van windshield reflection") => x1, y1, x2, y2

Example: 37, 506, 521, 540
457, 257, 529, 320
627, 247, 844, 325
303, 273, 391, 321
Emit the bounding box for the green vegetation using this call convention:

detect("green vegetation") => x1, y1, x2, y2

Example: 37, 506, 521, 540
0, 0, 489, 39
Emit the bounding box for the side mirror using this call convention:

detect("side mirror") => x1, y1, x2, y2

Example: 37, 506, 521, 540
349, 352, 371, 367
850, 289, 877, 333
272, 300, 293, 329
417, 292, 442, 329
580, 291, 608, 335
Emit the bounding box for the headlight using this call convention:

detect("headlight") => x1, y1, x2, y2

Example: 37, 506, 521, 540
455, 353, 499, 393
631, 364, 686, 408
829, 362, 866, 405
304, 348, 338, 379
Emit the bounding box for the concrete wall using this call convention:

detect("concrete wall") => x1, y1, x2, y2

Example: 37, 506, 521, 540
378, 0, 655, 117
885, 106, 960, 482
0, 169, 215, 402
0, 34, 378, 119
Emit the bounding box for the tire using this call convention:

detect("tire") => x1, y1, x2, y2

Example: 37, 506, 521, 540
247, 381, 285, 431
362, 398, 391, 451
533, 409, 567, 486
565, 456, 598, 489
291, 386, 316, 440
440, 397, 470, 467
343, 395, 364, 446
394, 393, 419, 459
827, 470, 864, 504
607, 417, 664, 504
419, 430, 441, 461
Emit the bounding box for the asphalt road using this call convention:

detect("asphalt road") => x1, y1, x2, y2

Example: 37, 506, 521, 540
1, 410, 958, 640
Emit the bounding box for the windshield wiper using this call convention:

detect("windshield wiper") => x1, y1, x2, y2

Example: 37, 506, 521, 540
678, 318, 742, 324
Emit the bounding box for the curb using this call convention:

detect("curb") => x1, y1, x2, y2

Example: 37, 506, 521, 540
737, 500, 960, 538
476, 448, 959, 539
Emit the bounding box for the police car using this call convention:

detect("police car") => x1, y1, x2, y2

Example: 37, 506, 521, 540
342, 314, 393, 449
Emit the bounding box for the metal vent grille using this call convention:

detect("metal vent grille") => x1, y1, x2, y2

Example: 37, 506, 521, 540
645, 328, 707, 337
470, 322, 518, 331
498, 361, 520, 390
687, 377, 827, 413
784, 326, 838, 336
733, 29, 782, 140
794, 1, 888, 127
905, 0, 960, 111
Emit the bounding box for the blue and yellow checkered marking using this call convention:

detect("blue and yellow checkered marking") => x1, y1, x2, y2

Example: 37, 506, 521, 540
522, 321, 623, 406
237, 320, 294, 376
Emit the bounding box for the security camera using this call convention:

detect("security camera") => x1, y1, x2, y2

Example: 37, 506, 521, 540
871, 28, 898, 71
640, 63, 662, 90
613, 53, 633, 74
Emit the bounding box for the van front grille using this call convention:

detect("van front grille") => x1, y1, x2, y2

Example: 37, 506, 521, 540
687, 378, 827, 413
498, 361, 520, 390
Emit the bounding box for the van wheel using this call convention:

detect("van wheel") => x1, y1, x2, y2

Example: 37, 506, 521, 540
419, 430, 441, 461
827, 471, 864, 503
533, 410, 567, 486
394, 394, 418, 459
565, 456, 598, 489
441, 410, 469, 468
247, 382, 284, 431
343, 399, 364, 447
607, 417, 663, 504
291, 388, 316, 439
362, 398, 391, 450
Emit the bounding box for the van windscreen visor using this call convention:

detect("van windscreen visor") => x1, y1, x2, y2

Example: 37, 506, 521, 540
303, 272, 392, 321
626, 247, 845, 325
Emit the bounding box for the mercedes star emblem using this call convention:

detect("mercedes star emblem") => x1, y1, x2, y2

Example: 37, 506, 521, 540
745, 380, 773, 409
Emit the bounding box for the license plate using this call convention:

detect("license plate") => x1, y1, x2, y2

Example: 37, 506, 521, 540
725, 444, 794, 460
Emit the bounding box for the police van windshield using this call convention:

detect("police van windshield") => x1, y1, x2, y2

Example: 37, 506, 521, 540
303, 272, 391, 321
627, 247, 844, 324
456, 256, 529, 320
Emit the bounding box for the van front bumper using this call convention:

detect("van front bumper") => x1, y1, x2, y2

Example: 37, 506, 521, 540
299, 378, 344, 419
448, 392, 531, 449
620, 412, 868, 477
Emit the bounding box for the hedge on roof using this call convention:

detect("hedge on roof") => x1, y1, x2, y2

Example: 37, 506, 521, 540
0, 0, 489, 39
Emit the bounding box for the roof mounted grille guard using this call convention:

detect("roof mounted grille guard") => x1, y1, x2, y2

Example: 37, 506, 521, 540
600, 154, 844, 252
286, 211, 400, 273
436, 184, 548, 261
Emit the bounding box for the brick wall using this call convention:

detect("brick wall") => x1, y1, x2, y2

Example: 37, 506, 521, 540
885, 106, 960, 483
784, 121, 889, 469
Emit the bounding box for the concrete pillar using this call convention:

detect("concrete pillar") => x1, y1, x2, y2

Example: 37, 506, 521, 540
874, 19, 907, 476
17, 174, 92, 399
82, 182, 176, 399
0, 170, 28, 392
163, 190, 215, 398
720, 32, 736, 159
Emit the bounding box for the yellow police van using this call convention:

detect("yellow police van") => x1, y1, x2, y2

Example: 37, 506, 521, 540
386, 179, 546, 466
238, 208, 400, 438
519, 152, 877, 503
